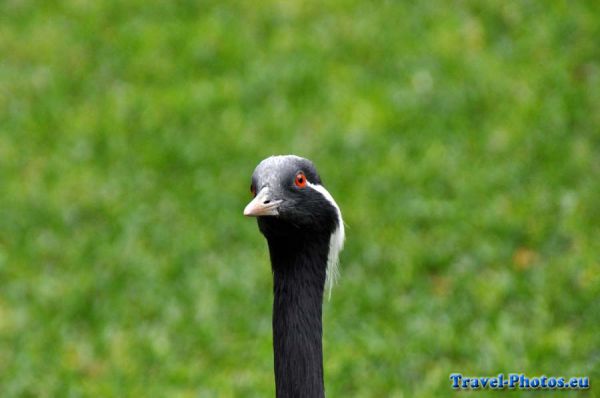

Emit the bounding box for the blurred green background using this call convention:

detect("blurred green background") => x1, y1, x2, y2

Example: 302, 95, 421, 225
1, 0, 599, 397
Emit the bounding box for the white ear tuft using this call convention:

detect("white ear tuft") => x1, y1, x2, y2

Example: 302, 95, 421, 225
306, 182, 345, 299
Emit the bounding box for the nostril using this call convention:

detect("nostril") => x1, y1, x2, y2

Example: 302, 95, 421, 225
263, 200, 271, 205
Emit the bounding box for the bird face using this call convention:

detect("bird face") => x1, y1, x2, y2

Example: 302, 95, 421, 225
244, 155, 341, 238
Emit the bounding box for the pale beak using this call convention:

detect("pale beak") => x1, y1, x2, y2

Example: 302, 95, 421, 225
243, 188, 283, 217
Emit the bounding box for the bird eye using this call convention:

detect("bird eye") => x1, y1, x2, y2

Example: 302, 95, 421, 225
250, 184, 256, 197
294, 172, 307, 188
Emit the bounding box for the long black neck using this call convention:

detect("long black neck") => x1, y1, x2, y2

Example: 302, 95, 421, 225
267, 234, 329, 398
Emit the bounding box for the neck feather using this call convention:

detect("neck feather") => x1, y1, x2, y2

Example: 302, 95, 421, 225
268, 234, 329, 398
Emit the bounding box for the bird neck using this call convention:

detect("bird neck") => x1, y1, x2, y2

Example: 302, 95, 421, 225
267, 234, 329, 398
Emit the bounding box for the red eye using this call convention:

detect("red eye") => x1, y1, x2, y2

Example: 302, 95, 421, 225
294, 172, 307, 188
250, 184, 256, 197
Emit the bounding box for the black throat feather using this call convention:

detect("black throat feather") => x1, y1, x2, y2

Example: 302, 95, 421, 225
265, 232, 330, 398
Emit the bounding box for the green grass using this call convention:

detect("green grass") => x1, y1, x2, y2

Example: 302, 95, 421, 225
1, 0, 599, 396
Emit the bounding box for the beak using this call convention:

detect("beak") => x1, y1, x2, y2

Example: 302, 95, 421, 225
243, 188, 282, 217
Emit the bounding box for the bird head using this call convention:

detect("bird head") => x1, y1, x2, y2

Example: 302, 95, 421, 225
244, 154, 346, 292
244, 155, 342, 238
